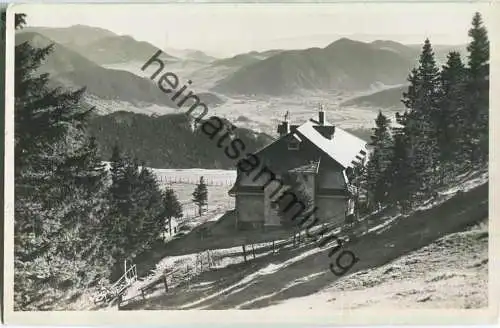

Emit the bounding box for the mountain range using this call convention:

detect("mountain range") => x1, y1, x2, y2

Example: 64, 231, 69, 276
212, 38, 466, 96
16, 24, 466, 168
16, 29, 225, 112
19, 25, 466, 99
23, 25, 177, 64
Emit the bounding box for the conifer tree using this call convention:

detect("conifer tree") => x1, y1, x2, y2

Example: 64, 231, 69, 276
398, 38, 441, 198
162, 187, 183, 235
386, 127, 415, 211
130, 165, 164, 256
192, 176, 208, 216
14, 14, 111, 310
438, 51, 467, 171
465, 12, 489, 162
103, 146, 130, 263
106, 154, 164, 262
365, 111, 393, 208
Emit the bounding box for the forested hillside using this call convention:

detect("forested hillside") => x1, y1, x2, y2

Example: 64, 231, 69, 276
88, 111, 273, 169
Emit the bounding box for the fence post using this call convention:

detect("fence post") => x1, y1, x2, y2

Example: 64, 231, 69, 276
163, 274, 168, 292
117, 293, 123, 308
242, 245, 247, 263
251, 244, 256, 259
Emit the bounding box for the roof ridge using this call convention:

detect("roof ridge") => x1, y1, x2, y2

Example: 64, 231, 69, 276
296, 120, 368, 168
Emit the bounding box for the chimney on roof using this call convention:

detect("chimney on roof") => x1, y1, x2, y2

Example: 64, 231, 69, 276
277, 111, 290, 137
318, 104, 325, 125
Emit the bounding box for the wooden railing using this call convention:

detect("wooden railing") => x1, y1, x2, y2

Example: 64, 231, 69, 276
93, 264, 138, 304
111, 264, 137, 296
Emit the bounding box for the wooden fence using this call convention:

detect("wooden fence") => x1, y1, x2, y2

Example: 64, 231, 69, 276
156, 176, 235, 187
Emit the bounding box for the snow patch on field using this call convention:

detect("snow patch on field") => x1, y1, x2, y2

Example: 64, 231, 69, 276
150, 168, 236, 184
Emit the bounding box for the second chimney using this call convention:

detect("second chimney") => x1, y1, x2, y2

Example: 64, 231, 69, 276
319, 105, 325, 125
278, 121, 289, 137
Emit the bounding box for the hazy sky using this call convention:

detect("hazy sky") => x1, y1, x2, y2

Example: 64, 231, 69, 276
15, 2, 495, 57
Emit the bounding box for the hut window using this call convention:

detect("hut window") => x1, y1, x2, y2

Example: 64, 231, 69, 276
288, 140, 300, 150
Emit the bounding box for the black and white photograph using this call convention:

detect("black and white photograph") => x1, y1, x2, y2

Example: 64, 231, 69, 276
2, 2, 498, 325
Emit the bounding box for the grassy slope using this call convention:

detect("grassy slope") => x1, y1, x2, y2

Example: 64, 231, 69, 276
121, 170, 488, 310
265, 221, 488, 310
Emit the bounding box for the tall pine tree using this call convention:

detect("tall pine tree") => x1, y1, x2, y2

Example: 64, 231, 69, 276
192, 176, 208, 216
465, 12, 489, 162
365, 111, 393, 208
398, 38, 441, 199
105, 150, 165, 266
162, 187, 183, 236
14, 14, 112, 310
438, 51, 467, 173
386, 127, 414, 211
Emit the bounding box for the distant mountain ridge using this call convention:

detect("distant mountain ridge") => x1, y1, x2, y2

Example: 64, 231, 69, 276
212, 38, 415, 96
212, 49, 284, 67
164, 47, 217, 63
212, 38, 467, 96
17, 30, 225, 114
340, 85, 408, 111
22, 25, 177, 65
18, 25, 468, 108
15, 31, 101, 75
23, 25, 116, 47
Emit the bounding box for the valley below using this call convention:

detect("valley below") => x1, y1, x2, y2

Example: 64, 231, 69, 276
100, 56, 404, 138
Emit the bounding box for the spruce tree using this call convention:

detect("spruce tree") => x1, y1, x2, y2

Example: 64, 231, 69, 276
103, 146, 129, 263
387, 128, 415, 211
192, 176, 208, 216
136, 166, 164, 247
14, 14, 111, 310
398, 38, 441, 199
106, 154, 165, 263
465, 12, 489, 162
365, 111, 393, 208
438, 51, 467, 172
162, 187, 183, 235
